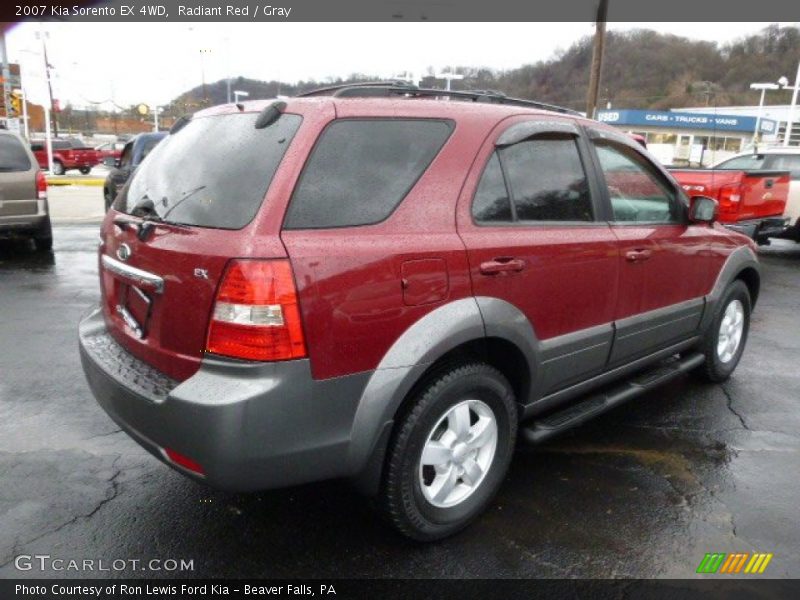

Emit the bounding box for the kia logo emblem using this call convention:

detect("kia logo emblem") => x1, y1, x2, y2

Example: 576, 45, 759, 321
116, 243, 132, 262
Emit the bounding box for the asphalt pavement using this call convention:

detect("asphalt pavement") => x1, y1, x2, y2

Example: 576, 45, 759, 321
1, 225, 799, 579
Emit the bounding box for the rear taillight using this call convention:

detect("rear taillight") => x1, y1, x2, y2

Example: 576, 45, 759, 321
717, 184, 741, 218
36, 171, 47, 200
206, 259, 307, 361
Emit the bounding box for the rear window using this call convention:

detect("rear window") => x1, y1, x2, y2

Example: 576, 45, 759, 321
284, 119, 453, 229
115, 112, 302, 229
0, 134, 32, 172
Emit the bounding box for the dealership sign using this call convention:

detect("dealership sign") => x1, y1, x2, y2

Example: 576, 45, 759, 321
596, 109, 776, 134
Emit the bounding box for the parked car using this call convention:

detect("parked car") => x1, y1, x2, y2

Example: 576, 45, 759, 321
669, 165, 790, 243
700, 148, 800, 244
103, 132, 167, 210
30, 138, 99, 175
79, 85, 760, 541
0, 130, 51, 251
95, 141, 125, 163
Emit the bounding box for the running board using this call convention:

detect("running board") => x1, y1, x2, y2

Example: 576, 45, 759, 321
521, 352, 705, 445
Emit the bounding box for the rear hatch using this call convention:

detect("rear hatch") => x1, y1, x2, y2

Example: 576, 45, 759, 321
99, 109, 303, 381
0, 133, 37, 217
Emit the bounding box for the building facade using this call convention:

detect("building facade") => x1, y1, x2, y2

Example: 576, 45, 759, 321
596, 108, 780, 166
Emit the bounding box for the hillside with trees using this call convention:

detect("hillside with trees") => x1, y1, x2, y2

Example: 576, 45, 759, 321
164, 25, 800, 117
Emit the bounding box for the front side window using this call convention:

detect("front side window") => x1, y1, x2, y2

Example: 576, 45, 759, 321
285, 119, 453, 229
593, 141, 681, 223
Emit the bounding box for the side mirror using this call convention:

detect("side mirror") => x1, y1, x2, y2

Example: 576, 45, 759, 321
103, 157, 116, 167
689, 195, 718, 224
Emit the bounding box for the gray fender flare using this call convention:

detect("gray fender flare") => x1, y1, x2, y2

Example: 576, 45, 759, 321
347, 297, 484, 474
699, 245, 760, 332
348, 296, 539, 490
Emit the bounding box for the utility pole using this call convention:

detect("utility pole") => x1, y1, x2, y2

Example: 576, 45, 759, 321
585, 0, 608, 119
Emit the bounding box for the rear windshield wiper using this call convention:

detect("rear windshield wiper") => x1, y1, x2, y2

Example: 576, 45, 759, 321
116, 196, 186, 240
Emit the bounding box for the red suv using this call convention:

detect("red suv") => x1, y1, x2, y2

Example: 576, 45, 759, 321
79, 84, 760, 541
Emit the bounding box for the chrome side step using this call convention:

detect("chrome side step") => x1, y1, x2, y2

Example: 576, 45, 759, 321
520, 352, 705, 445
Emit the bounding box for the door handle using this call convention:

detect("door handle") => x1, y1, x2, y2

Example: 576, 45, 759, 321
479, 257, 526, 275
625, 249, 653, 263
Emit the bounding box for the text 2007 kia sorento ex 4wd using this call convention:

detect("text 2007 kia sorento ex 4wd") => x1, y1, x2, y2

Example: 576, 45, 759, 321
79, 84, 760, 541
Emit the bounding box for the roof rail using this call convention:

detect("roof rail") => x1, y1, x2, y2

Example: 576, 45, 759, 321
297, 81, 581, 116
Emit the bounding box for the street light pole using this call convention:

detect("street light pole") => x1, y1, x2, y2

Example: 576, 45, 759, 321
233, 90, 249, 103
749, 83, 779, 144
783, 60, 800, 147
435, 72, 464, 92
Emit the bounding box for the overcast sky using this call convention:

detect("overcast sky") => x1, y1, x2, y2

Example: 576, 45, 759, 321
5, 22, 792, 109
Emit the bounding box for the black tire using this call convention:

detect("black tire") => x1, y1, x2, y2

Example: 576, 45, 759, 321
104, 187, 114, 211
52, 160, 65, 176
79, 166, 91, 175
34, 217, 53, 253
694, 280, 751, 383
380, 362, 517, 541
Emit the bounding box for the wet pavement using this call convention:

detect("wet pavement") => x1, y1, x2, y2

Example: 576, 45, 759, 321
1, 225, 799, 579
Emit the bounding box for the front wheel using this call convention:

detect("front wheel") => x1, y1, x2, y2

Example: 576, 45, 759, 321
694, 280, 751, 382
380, 362, 517, 541
51, 161, 65, 176
79, 166, 91, 175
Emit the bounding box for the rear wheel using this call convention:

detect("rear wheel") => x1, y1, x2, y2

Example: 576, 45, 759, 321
380, 362, 517, 541
79, 166, 91, 175
51, 160, 65, 176
694, 280, 751, 382
34, 217, 53, 253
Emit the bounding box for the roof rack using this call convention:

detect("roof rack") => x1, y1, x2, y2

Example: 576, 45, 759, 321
297, 81, 581, 116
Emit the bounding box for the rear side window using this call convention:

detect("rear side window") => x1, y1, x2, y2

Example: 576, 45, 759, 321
716, 154, 768, 170
0, 135, 32, 171
116, 112, 302, 229
284, 119, 453, 229
472, 133, 593, 223
473, 153, 511, 222
503, 136, 592, 221
768, 154, 800, 179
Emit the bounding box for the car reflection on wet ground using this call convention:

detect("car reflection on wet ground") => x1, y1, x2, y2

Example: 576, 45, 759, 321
1, 226, 798, 578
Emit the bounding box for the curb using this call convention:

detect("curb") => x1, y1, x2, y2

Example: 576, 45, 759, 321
46, 178, 105, 187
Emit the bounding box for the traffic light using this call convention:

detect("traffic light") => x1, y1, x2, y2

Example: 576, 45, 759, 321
9, 92, 22, 117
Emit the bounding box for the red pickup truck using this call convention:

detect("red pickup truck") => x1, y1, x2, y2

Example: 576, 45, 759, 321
669, 167, 790, 243
30, 138, 100, 175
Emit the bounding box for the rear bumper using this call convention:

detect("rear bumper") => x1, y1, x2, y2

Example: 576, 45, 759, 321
0, 205, 49, 237
78, 307, 370, 491
725, 217, 789, 240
